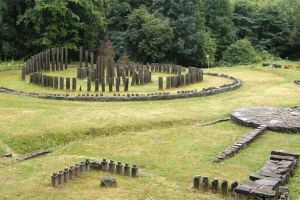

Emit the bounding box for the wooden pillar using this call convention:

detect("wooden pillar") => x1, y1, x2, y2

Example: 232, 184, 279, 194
85, 51, 88, 68
124, 78, 129, 92
72, 78, 77, 91
60, 47, 64, 71
64, 48, 68, 70
59, 77, 64, 90
54, 77, 59, 89
66, 78, 70, 90
116, 77, 120, 92
108, 78, 113, 92
87, 78, 91, 92
95, 79, 99, 92
79, 46, 83, 68
159, 77, 163, 90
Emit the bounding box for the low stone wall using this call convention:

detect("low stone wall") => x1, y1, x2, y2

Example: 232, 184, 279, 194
214, 125, 267, 163
234, 150, 299, 200
193, 175, 239, 196
1, 73, 242, 102
16, 150, 51, 162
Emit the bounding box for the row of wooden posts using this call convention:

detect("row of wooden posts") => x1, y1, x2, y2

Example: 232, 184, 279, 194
29, 73, 76, 90
23, 48, 68, 76
29, 72, 130, 92
131, 70, 152, 86
158, 69, 203, 90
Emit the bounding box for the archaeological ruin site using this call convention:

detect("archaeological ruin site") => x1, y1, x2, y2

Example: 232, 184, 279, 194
0, 1, 300, 200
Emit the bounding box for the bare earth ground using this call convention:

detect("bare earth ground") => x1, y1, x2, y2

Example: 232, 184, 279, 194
0, 63, 299, 200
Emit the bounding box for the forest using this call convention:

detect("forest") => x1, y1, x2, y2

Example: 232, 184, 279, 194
0, 0, 299, 66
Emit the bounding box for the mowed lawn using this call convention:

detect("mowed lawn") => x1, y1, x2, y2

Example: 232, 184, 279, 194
0, 63, 300, 199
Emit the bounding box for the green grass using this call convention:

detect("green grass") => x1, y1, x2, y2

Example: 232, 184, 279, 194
0, 61, 300, 199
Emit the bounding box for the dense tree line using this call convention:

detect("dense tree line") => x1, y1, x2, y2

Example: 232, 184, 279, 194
0, 0, 299, 66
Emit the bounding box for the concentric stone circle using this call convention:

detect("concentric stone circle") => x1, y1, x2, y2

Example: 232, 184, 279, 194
231, 107, 300, 132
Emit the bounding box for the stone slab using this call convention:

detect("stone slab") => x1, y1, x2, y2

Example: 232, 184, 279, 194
231, 107, 300, 132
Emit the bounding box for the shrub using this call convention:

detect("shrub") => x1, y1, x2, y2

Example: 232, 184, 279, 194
222, 39, 258, 65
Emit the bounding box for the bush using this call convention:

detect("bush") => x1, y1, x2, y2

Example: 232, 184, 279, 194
256, 50, 282, 62
222, 39, 258, 65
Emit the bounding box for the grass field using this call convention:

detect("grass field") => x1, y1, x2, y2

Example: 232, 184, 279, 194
0, 62, 299, 199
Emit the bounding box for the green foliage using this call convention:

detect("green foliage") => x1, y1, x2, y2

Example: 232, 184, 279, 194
126, 6, 173, 62
223, 39, 258, 65
107, 0, 151, 57
233, 0, 292, 57
152, 0, 209, 66
278, 0, 300, 58
19, 0, 107, 52
0, 0, 107, 60
204, 0, 237, 59
1, 0, 300, 64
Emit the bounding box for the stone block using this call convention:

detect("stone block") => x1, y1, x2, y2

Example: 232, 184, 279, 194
101, 159, 108, 171
221, 180, 228, 195
51, 173, 59, 187
108, 160, 115, 174
202, 176, 209, 191
100, 177, 117, 188
194, 176, 201, 189
212, 178, 219, 193
124, 163, 130, 176
131, 165, 138, 178
116, 162, 123, 175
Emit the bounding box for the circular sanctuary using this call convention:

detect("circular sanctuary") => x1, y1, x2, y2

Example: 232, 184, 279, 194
231, 107, 300, 132
0, 47, 242, 102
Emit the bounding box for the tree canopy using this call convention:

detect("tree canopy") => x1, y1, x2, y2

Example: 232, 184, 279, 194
0, 0, 299, 65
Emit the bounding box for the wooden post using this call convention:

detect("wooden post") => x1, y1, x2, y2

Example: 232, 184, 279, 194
108, 78, 113, 92
60, 47, 64, 71
79, 46, 83, 68
101, 79, 105, 92
116, 77, 120, 92
87, 78, 91, 92
56, 48, 60, 71
159, 77, 163, 90
85, 51, 88, 68
59, 77, 64, 90
51, 48, 55, 71
95, 79, 99, 92
124, 78, 129, 92
72, 78, 77, 91
66, 78, 70, 90
64, 48, 68, 70
54, 77, 59, 89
